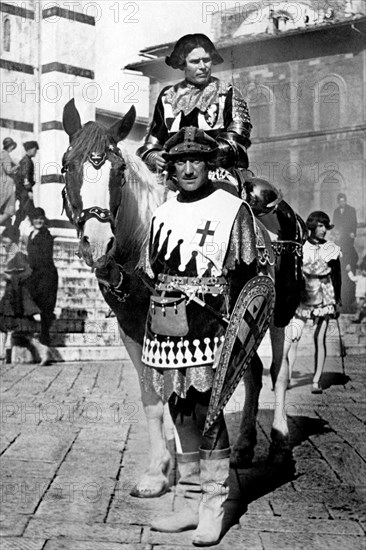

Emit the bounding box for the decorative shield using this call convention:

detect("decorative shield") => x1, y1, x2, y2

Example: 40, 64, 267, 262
203, 275, 275, 435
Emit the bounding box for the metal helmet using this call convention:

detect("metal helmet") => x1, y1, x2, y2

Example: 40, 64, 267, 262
244, 177, 282, 217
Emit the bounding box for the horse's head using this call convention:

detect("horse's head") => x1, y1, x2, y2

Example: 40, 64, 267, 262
61, 99, 136, 270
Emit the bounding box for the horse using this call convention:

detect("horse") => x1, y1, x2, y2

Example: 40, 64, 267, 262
61, 99, 304, 498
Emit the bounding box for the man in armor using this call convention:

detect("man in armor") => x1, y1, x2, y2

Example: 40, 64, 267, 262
138, 127, 259, 546
137, 33, 251, 175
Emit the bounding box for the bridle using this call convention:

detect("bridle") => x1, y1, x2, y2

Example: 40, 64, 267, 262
61, 143, 126, 235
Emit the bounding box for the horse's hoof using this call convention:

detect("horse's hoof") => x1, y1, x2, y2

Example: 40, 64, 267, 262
130, 483, 169, 498
230, 447, 254, 469
267, 429, 293, 466
311, 381, 323, 394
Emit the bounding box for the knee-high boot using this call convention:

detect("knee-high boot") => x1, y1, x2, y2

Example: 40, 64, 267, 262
150, 451, 200, 532
192, 447, 230, 547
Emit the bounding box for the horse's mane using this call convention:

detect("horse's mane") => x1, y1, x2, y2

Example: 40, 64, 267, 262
115, 150, 171, 264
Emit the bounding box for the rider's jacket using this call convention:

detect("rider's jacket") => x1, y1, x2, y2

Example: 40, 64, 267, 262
137, 77, 252, 170
138, 184, 257, 371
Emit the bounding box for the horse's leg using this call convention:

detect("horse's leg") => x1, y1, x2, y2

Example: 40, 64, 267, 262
231, 353, 263, 468
268, 323, 293, 464
120, 328, 172, 497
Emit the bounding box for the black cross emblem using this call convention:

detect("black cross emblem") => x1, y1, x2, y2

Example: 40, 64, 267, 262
196, 221, 215, 246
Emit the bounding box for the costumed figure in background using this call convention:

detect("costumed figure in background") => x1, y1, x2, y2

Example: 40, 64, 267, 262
0, 137, 18, 228
286, 211, 342, 394
0, 225, 40, 363
137, 127, 268, 547
26, 208, 58, 365
13, 140, 39, 229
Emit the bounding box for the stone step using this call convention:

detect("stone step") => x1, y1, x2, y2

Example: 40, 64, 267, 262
258, 317, 366, 357
49, 345, 128, 363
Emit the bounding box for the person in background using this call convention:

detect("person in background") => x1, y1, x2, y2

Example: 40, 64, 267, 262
332, 193, 358, 312
0, 225, 40, 363
332, 193, 357, 248
0, 137, 18, 227
26, 208, 58, 365
13, 140, 39, 229
347, 257, 366, 323
286, 211, 342, 394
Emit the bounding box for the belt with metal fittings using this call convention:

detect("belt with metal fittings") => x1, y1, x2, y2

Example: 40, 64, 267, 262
157, 274, 228, 295
304, 272, 331, 280
271, 240, 303, 257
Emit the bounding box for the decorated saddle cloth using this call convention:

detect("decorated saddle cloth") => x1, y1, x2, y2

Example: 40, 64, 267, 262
142, 189, 243, 369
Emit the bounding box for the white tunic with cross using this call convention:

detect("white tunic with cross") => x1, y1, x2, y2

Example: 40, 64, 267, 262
150, 189, 243, 276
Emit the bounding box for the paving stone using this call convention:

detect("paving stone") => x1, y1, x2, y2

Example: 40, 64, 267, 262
0, 538, 45, 550
2, 429, 74, 462
43, 541, 140, 550
150, 528, 263, 549
24, 519, 141, 543
0, 515, 29, 537
270, 501, 330, 519
309, 433, 366, 486
240, 516, 363, 535
260, 532, 365, 550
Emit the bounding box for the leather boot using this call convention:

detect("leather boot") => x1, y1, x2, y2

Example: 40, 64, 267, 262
192, 447, 230, 547
150, 451, 200, 532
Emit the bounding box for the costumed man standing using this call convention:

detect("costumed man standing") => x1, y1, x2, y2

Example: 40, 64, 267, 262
13, 141, 39, 229
287, 211, 342, 393
137, 127, 262, 547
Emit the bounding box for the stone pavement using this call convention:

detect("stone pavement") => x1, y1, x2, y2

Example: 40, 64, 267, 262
0, 353, 365, 550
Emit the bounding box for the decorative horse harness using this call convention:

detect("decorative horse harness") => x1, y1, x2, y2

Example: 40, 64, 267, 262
61, 143, 129, 302
61, 144, 125, 235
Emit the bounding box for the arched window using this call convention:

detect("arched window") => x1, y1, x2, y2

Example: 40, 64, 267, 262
249, 86, 273, 138
319, 81, 341, 129
3, 17, 11, 52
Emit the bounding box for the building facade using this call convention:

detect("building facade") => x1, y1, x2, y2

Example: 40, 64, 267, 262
0, 0, 149, 236
126, 5, 366, 258
0, 0, 97, 235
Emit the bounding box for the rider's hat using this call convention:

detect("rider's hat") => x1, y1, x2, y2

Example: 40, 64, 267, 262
163, 127, 218, 161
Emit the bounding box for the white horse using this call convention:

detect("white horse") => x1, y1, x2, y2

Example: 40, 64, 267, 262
61, 100, 303, 498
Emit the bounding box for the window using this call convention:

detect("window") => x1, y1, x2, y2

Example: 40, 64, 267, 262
3, 17, 11, 52
319, 82, 341, 130
249, 87, 272, 138
320, 171, 341, 212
